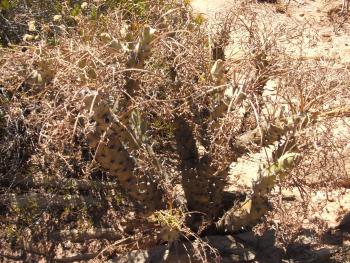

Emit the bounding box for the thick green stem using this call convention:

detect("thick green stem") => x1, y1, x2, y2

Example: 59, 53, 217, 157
217, 152, 300, 232
174, 117, 226, 219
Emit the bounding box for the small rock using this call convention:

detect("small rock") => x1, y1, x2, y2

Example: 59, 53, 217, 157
23, 34, 35, 41
53, 15, 62, 22
81, 2, 88, 9
28, 21, 36, 32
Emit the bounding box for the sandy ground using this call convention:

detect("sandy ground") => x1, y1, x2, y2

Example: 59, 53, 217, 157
191, 0, 235, 15
192, 0, 350, 63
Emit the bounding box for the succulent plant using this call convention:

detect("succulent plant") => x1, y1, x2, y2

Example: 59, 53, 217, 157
79, 20, 347, 236
217, 151, 300, 232
81, 25, 167, 213
82, 91, 164, 212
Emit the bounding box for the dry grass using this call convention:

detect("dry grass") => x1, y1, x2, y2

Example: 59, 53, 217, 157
0, 0, 350, 262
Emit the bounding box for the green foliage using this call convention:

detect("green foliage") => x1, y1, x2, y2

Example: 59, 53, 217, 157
0, 0, 10, 11
70, 4, 81, 16
106, 0, 148, 16
90, 6, 98, 20
149, 209, 183, 242
152, 119, 175, 137
0, 0, 155, 46
194, 13, 205, 26
5, 224, 19, 240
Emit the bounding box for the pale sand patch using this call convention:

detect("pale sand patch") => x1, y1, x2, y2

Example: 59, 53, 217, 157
191, 0, 234, 16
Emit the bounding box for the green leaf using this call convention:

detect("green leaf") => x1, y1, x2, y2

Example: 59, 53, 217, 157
90, 6, 98, 20
0, 0, 10, 11
70, 4, 81, 17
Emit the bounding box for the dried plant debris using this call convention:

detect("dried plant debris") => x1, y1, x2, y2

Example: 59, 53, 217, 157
0, 0, 350, 262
